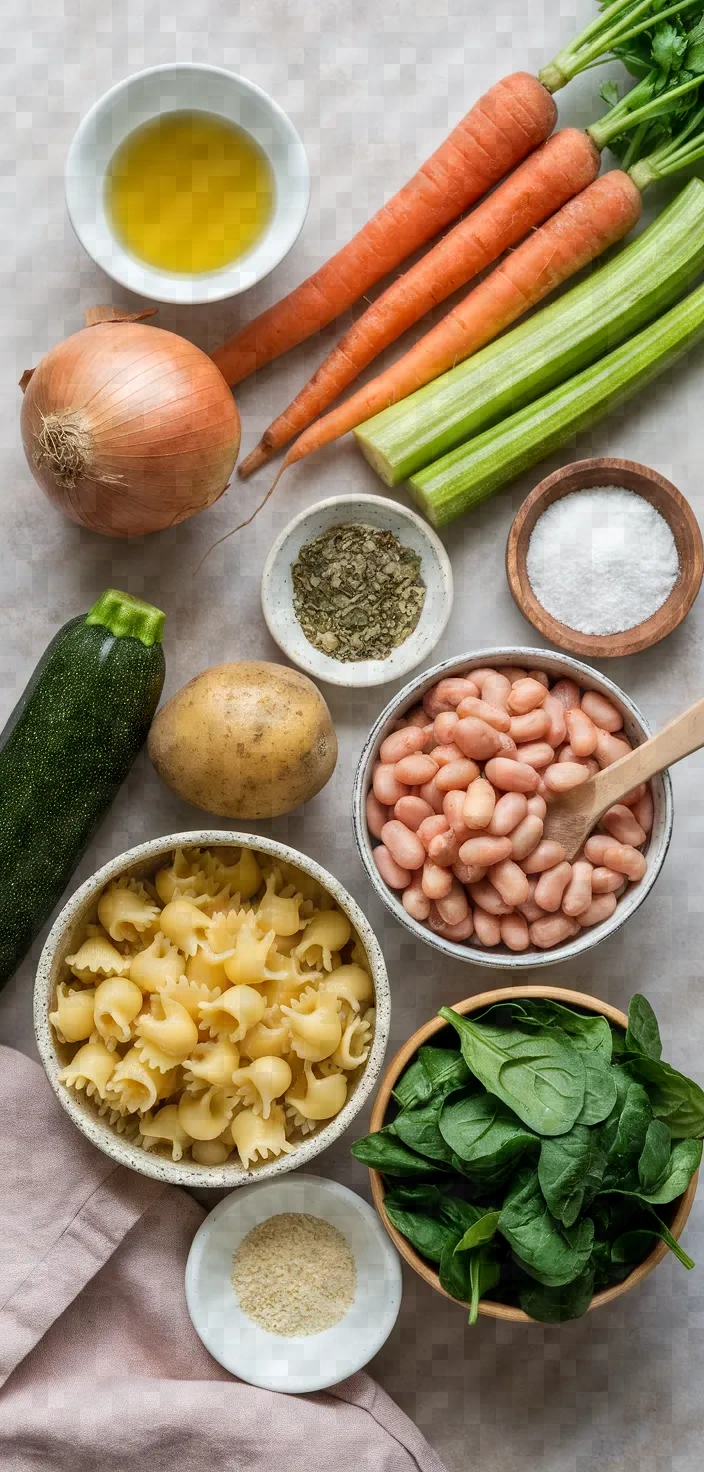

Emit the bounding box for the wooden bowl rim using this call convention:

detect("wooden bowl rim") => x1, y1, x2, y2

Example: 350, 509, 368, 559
369, 984, 698, 1324
505, 457, 704, 658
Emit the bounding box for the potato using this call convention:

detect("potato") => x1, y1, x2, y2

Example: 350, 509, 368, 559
148, 661, 338, 819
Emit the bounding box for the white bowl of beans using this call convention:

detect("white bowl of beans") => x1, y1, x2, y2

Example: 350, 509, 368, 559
352, 649, 673, 968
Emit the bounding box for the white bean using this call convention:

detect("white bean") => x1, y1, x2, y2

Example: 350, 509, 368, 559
454, 717, 503, 762
433, 711, 459, 745
534, 861, 572, 913
428, 829, 460, 866
529, 914, 581, 949
509, 814, 544, 861
473, 907, 502, 946
459, 834, 513, 867
394, 795, 434, 831
429, 743, 466, 767
421, 860, 454, 900
489, 858, 530, 907
550, 679, 581, 711
509, 709, 550, 744
380, 819, 426, 871
453, 859, 487, 886
508, 678, 548, 714
594, 729, 632, 768
427, 904, 475, 941
395, 753, 439, 786
484, 758, 539, 794
562, 860, 594, 917
602, 843, 647, 881
418, 814, 450, 851
468, 879, 514, 917
373, 763, 409, 806
544, 762, 591, 794
591, 866, 623, 895
436, 879, 470, 926
374, 845, 411, 889
515, 741, 555, 771
380, 726, 429, 764
565, 708, 598, 757
482, 672, 511, 710
463, 776, 496, 831
500, 913, 531, 952
489, 791, 528, 836
366, 791, 389, 839
443, 788, 473, 839
521, 839, 567, 874
601, 804, 647, 847
584, 835, 613, 866
542, 694, 567, 747
402, 874, 431, 921
435, 759, 480, 793
527, 794, 547, 820
632, 788, 654, 834
581, 690, 624, 732
419, 777, 445, 814
455, 695, 511, 732
576, 892, 618, 926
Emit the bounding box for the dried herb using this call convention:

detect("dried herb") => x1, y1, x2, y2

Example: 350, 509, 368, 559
291, 522, 426, 661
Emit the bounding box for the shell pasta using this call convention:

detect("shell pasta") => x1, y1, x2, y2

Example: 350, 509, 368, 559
51, 846, 375, 1170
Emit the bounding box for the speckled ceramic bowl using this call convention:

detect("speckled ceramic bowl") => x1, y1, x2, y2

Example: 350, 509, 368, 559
260, 494, 453, 688
353, 647, 673, 969
34, 831, 390, 1187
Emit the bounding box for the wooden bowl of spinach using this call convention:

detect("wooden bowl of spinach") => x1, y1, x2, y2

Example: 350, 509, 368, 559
351, 987, 701, 1324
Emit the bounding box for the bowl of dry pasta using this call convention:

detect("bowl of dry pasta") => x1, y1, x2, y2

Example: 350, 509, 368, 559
34, 832, 389, 1187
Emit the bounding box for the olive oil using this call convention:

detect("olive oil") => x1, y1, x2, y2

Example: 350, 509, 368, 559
106, 111, 274, 274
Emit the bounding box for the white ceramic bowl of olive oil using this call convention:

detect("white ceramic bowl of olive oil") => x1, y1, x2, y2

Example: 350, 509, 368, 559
66, 63, 310, 304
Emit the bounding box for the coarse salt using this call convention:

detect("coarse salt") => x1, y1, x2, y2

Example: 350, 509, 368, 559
526, 486, 679, 635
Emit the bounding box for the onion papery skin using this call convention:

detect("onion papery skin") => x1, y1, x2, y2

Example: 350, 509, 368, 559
20, 322, 241, 537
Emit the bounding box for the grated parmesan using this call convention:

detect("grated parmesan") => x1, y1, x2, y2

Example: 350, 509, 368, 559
231, 1212, 357, 1336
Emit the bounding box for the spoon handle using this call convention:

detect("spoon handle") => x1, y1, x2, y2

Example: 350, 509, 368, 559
590, 694, 704, 815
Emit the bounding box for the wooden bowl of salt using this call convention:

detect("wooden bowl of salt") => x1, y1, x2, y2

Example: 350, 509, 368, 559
506, 457, 703, 658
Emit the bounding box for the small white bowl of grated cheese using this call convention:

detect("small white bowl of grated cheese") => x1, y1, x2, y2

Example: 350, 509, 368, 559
185, 1173, 402, 1392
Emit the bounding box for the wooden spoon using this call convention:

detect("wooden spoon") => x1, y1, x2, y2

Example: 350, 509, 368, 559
542, 696, 704, 860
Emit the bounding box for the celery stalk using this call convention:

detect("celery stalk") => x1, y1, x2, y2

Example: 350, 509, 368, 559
407, 281, 704, 528
355, 180, 704, 487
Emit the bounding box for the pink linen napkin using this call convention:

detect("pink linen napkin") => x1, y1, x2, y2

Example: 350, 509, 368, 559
0, 1045, 446, 1472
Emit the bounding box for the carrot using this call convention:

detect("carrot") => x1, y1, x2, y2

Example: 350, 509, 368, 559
238, 129, 601, 477
270, 171, 643, 477
210, 73, 556, 388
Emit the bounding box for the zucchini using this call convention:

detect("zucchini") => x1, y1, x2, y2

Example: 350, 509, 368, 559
0, 589, 165, 987
408, 280, 704, 527
355, 179, 704, 485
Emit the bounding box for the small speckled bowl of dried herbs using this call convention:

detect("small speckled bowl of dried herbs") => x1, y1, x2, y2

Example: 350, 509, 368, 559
260, 494, 453, 687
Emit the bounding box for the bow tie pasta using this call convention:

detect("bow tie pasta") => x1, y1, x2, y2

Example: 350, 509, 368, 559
51, 846, 375, 1170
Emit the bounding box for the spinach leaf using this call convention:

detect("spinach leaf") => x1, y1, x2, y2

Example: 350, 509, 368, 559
418, 1045, 472, 1097
384, 1183, 450, 1212
538, 1125, 606, 1228
438, 1233, 474, 1302
437, 1197, 487, 1234
439, 1092, 536, 1171
454, 1211, 502, 1254
518, 1264, 596, 1323
638, 1137, 702, 1204
623, 1056, 704, 1139
384, 1204, 457, 1264
625, 994, 663, 1061
394, 1098, 456, 1165
469, 1246, 501, 1325
638, 1119, 672, 1193
350, 1131, 446, 1177
578, 1051, 618, 1127
519, 1001, 613, 1061
601, 1080, 652, 1189
438, 1009, 586, 1137
610, 1209, 695, 1271
392, 1058, 433, 1110
610, 1026, 628, 1057
499, 1170, 594, 1287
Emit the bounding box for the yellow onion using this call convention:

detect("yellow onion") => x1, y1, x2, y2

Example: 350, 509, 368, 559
20, 307, 240, 537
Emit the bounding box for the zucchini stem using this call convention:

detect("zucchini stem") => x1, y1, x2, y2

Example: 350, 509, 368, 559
86, 589, 166, 647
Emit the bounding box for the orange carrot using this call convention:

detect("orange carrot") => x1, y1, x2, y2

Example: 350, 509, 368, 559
271, 170, 643, 477
210, 73, 556, 388
239, 128, 600, 477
